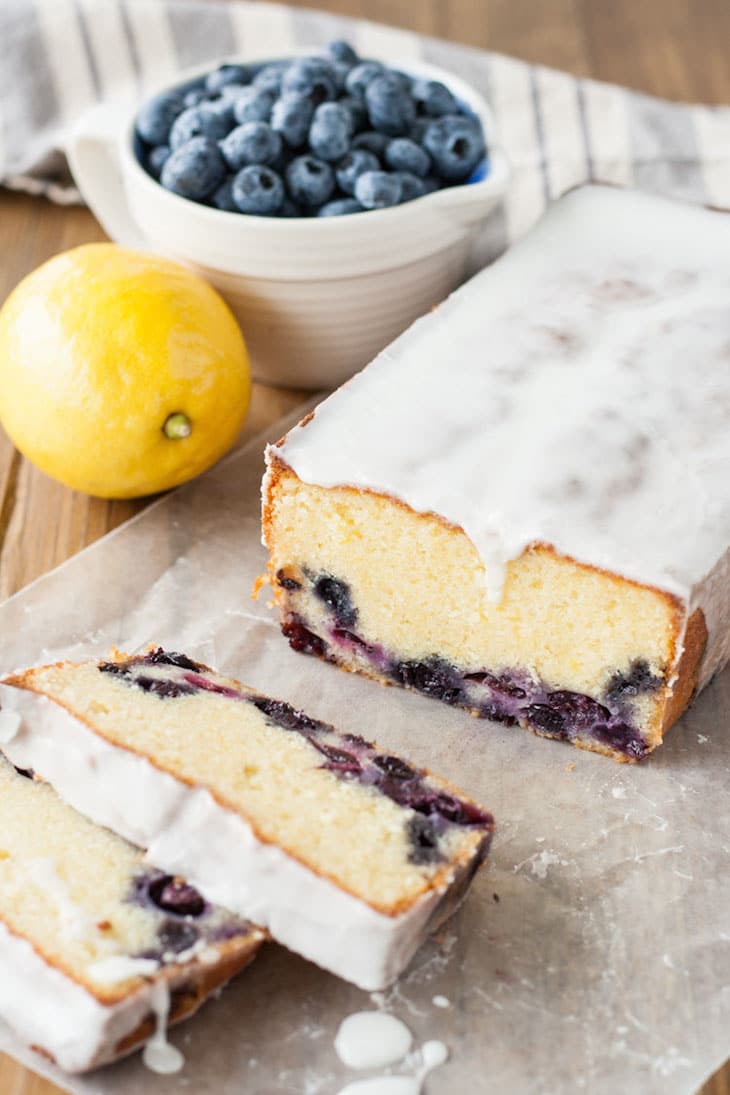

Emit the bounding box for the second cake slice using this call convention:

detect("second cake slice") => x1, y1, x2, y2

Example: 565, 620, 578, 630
0, 648, 494, 990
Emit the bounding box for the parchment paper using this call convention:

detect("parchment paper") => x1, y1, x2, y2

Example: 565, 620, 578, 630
1, 404, 728, 1095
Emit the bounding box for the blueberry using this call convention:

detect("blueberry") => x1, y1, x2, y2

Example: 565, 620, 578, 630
231, 87, 275, 125
148, 875, 206, 917
411, 78, 459, 117
336, 148, 379, 195
385, 137, 430, 177
211, 177, 237, 211
422, 114, 485, 181
345, 61, 385, 100
393, 657, 462, 704
351, 131, 389, 160
204, 96, 236, 129
281, 57, 336, 105
592, 722, 648, 760
547, 691, 610, 732
99, 660, 129, 677
317, 198, 364, 216
282, 616, 329, 658
184, 88, 209, 109
525, 703, 567, 738
309, 102, 352, 162
338, 95, 368, 133
313, 575, 358, 627
605, 660, 662, 703
281, 197, 305, 217
205, 63, 253, 94
373, 754, 416, 781
421, 174, 441, 195
136, 91, 185, 146
276, 568, 302, 590
231, 164, 285, 215
465, 670, 527, 700
410, 118, 430, 144
408, 815, 442, 865
330, 61, 352, 93
251, 696, 323, 735
252, 61, 290, 96
354, 169, 402, 209
219, 82, 248, 100
271, 92, 314, 148
144, 650, 203, 672
134, 676, 197, 698
157, 920, 199, 954
285, 155, 335, 207
365, 73, 416, 136
169, 106, 231, 150
312, 739, 361, 772
146, 144, 171, 179
221, 121, 282, 170
392, 171, 428, 202
160, 137, 226, 200
327, 39, 359, 66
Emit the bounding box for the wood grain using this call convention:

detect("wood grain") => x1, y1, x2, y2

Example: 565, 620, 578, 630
1, 1, 728, 1092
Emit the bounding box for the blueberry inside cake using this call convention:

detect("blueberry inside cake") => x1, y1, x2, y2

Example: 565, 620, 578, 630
0, 754, 262, 1072
262, 185, 729, 762
0, 648, 493, 990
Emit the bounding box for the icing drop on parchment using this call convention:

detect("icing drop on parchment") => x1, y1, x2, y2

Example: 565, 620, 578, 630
335, 1039, 449, 1095
335, 1011, 412, 1070
0, 708, 21, 744
143, 980, 184, 1075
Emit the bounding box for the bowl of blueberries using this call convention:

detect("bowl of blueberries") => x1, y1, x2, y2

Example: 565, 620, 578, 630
68, 40, 509, 389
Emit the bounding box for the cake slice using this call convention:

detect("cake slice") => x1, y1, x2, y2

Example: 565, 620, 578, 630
0, 754, 262, 1073
0, 649, 494, 991
261, 185, 729, 762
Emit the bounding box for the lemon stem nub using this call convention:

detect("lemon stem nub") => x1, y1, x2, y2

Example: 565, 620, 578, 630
163, 413, 192, 440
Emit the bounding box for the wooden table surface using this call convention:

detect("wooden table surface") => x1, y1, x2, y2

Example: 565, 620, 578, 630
1, 0, 728, 1092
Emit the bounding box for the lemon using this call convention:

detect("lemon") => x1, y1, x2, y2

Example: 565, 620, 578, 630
0, 244, 251, 498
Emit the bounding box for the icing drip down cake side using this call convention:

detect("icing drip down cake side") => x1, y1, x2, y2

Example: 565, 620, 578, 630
262, 185, 730, 762
0, 755, 263, 1073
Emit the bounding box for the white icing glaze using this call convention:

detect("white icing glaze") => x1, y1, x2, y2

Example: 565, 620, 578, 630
0, 707, 20, 743
0, 684, 462, 992
0, 918, 162, 1072
25, 858, 97, 942
271, 186, 730, 686
335, 1038, 449, 1095
89, 956, 160, 984
334, 1011, 412, 1069
142, 980, 184, 1075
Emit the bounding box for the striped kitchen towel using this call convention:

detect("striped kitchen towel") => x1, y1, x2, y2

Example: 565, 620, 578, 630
2, 0, 730, 257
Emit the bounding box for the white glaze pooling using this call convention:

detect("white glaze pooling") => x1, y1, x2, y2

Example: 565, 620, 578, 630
0, 684, 466, 992
272, 186, 730, 685
335, 1038, 449, 1095
335, 1011, 413, 1070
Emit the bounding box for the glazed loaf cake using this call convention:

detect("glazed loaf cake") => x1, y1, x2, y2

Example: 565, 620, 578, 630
0, 649, 494, 991
0, 754, 262, 1073
262, 185, 730, 762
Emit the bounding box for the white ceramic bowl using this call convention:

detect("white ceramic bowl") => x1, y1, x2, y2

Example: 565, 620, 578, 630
67, 55, 509, 389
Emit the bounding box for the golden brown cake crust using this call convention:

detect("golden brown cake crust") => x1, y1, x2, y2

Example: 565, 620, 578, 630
661, 608, 708, 734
